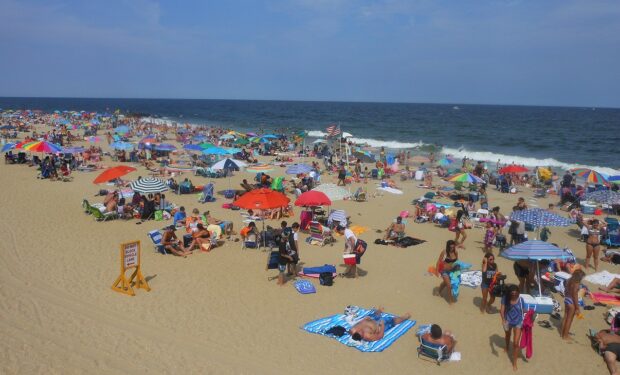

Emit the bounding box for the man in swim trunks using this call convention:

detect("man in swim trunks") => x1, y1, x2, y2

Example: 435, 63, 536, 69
349, 308, 411, 342
204, 211, 234, 239
421, 324, 457, 353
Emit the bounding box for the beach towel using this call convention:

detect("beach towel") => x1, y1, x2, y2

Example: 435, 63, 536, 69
460, 271, 482, 288
294, 280, 316, 294
303, 265, 337, 274
585, 271, 620, 287
377, 187, 403, 195
302, 307, 416, 352
349, 225, 369, 236
449, 261, 472, 300
590, 292, 620, 306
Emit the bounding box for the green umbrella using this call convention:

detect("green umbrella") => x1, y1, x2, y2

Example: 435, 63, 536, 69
198, 142, 214, 149
234, 138, 249, 145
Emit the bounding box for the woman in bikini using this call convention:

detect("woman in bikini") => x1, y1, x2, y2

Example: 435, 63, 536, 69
585, 219, 603, 271
480, 253, 498, 313
454, 210, 467, 249
436, 240, 459, 305
561, 269, 586, 340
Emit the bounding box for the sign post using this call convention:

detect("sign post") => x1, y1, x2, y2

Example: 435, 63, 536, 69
111, 240, 151, 296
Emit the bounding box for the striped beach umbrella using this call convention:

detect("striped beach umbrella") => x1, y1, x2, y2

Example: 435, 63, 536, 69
22, 141, 63, 153
130, 177, 168, 193
570, 168, 608, 185
509, 208, 573, 228
501, 240, 565, 261
447, 172, 484, 184
212, 158, 247, 170
246, 164, 274, 173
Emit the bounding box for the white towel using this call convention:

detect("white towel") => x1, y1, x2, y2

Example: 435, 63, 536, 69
377, 187, 403, 195
449, 352, 461, 361
585, 271, 620, 287
460, 271, 482, 288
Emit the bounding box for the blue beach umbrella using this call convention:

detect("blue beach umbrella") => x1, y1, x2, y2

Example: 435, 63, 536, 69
609, 176, 620, 185
585, 190, 620, 205
509, 208, 574, 228
1, 143, 16, 152
183, 144, 203, 152
110, 141, 135, 150
202, 147, 230, 155
115, 125, 130, 134
62, 146, 86, 154
192, 135, 208, 142
154, 143, 177, 151
286, 163, 313, 175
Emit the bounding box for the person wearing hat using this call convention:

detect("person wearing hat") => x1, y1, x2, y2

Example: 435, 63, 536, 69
336, 225, 358, 278
162, 225, 191, 257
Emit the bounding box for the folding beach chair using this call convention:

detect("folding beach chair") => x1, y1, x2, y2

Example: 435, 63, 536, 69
308, 221, 334, 246
198, 182, 216, 203
417, 338, 450, 365
353, 187, 367, 202
88, 206, 118, 221
148, 230, 167, 255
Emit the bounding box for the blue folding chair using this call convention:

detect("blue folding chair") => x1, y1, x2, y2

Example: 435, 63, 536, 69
417, 338, 450, 365
148, 230, 167, 255
198, 182, 216, 203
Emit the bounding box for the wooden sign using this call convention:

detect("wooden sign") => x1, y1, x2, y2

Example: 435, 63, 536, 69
111, 240, 151, 296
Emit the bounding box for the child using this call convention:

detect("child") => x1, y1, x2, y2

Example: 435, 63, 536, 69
363, 166, 369, 184
483, 221, 496, 254
561, 269, 586, 340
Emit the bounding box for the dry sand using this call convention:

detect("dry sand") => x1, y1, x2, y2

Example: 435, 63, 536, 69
0, 136, 615, 374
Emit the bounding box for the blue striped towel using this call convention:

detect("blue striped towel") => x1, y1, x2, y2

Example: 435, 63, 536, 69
302, 307, 416, 352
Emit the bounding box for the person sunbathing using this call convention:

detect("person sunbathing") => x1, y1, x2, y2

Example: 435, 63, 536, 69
421, 324, 456, 354
592, 330, 620, 375
384, 216, 405, 241
349, 308, 411, 342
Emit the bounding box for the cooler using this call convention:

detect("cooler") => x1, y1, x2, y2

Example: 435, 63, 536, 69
520, 294, 554, 314
414, 170, 424, 181
343, 254, 357, 265
469, 192, 479, 202
581, 202, 596, 214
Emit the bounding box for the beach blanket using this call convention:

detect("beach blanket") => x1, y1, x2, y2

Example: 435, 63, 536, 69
294, 280, 316, 294
377, 187, 403, 195
302, 307, 416, 352
585, 271, 620, 287
460, 271, 482, 288
449, 261, 473, 299
590, 292, 620, 306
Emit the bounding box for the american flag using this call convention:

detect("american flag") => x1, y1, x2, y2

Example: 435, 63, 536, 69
326, 123, 341, 137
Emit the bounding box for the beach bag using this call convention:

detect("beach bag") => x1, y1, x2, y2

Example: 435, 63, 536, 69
354, 239, 367, 255
154, 210, 164, 221
319, 272, 334, 286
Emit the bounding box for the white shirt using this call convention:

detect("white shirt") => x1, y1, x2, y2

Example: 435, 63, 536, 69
344, 228, 357, 253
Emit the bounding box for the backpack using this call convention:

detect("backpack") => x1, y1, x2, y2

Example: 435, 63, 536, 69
354, 239, 367, 255
319, 272, 334, 286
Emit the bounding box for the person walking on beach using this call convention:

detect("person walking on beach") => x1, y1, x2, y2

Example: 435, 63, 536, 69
436, 240, 458, 305
500, 284, 523, 371
337, 225, 358, 278
561, 269, 585, 340
455, 210, 467, 249
480, 253, 498, 313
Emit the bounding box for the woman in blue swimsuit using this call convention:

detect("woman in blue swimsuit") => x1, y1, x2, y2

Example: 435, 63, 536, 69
500, 285, 523, 371
436, 240, 459, 305
561, 269, 585, 340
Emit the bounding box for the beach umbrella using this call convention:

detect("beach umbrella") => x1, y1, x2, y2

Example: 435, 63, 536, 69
62, 146, 86, 154
342, 132, 353, 138
234, 138, 250, 145
154, 143, 177, 151
570, 168, 608, 185
246, 164, 274, 173
212, 158, 247, 171
261, 134, 278, 139
1, 143, 16, 152
130, 177, 168, 193
312, 139, 327, 144
0, 125, 16, 130
87, 136, 101, 143
501, 240, 567, 296
140, 135, 157, 144
295, 191, 331, 207
227, 147, 242, 154
198, 142, 215, 149
246, 132, 258, 137
202, 147, 231, 155
192, 135, 208, 142
114, 125, 130, 134
499, 165, 529, 174
22, 141, 63, 153
447, 172, 484, 184
509, 208, 573, 228
312, 183, 352, 201
438, 157, 454, 166
110, 141, 135, 150
93, 165, 137, 184
286, 163, 313, 175
609, 176, 620, 185
183, 144, 203, 152
219, 134, 235, 140
233, 188, 290, 210
585, 190, 620, 205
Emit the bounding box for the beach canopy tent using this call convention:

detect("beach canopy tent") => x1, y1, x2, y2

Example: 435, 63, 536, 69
130, 177, 168, 193
295, 191, 331, 207
501, 240, 568, 296
93, 165, 137, 184
211, 158, 247, 171
286, 163, 313, 175
312, 183, 351, 201
499, 165, 529, 174
570, 168, 609, 185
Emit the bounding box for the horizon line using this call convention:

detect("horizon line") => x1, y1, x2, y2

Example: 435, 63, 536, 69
0, 95, 617, 111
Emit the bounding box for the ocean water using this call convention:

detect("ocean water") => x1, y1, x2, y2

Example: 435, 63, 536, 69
1, 97, 619, 173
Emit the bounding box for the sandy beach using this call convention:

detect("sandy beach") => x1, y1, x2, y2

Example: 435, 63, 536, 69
0, 126, 617, 375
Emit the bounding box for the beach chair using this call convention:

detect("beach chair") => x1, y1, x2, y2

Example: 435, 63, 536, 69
353, 187, 367, 202
148, 230, 167, 255
417, 337, 450, 365
82, 199, 105, 214
308, 221, 334, 246
88, 206, 118, 221
198, 183, 216, 203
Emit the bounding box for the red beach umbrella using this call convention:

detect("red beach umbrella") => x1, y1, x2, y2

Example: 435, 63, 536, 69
499, 165, 529, 174
93, 165, 137, 184
233, 188, 290, 210
294, 191, 332, 207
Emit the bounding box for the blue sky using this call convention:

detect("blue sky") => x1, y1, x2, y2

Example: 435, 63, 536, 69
1, 0, 619, 107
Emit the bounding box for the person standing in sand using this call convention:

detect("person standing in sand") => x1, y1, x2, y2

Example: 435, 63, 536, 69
561, 269, 585, 340
500, 284, 523, 371
337, 225, 358, 278
436, 240, 458, 305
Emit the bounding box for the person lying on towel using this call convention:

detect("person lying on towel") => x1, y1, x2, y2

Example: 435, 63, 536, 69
421, 324, 456, 354
349, 308, 411, 342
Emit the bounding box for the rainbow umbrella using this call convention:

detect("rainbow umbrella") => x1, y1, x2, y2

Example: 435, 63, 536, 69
14, 140, 37, 149
609, 176, 620, 185
22, 141, 63, 153
447, 172, 484, 184
570, 168, 608, 185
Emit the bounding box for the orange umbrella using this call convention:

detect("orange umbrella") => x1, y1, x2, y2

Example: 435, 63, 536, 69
499, 165, 529, 174
233, 188, 290, 210
93, 165, 137, 184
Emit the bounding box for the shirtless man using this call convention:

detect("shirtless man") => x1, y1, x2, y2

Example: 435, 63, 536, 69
205, 211, 234, 238
162, 226, 191, 257
422, 324, 456, 354
349, 308, 411, 342
384, 216, 405, 241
